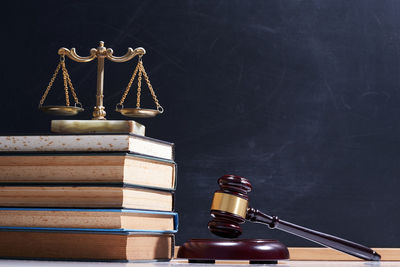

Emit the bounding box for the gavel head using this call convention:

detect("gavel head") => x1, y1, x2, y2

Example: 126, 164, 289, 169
208, 174, 252, 238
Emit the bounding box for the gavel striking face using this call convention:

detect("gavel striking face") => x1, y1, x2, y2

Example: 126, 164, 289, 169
208, 174, 251, 238
207, 174, 381, 261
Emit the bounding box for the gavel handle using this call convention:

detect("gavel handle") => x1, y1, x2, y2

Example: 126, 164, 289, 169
246, 207, 381, 261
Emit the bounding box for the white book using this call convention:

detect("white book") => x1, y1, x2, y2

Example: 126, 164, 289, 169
0, 134, 174, 160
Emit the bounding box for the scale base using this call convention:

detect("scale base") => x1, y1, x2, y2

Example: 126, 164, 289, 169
51, 120, 145, 135
177, 239, 289, 264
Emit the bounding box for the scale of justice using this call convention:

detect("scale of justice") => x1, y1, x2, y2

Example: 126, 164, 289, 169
39, 41, 163, 134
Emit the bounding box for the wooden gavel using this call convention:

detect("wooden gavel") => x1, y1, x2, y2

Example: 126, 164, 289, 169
208, 175, 381, 261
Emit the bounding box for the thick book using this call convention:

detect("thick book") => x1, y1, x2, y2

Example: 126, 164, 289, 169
0, 208, 178, 233
0, 153, 176, 190
0, 185, 174, 211
0, 229, 174, 261
0, 134, 174, 160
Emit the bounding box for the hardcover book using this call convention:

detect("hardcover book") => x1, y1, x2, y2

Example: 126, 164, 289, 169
0, 208, 178, 233
0, 153, 176, 190
0, 134, 174, 160
0, 229, 174, 261
0, 185, 174, 211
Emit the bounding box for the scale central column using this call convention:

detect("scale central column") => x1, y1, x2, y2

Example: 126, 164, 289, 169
93, 42, 107, 120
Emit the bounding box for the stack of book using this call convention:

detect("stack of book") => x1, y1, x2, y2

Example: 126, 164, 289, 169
0, 129, 177, 261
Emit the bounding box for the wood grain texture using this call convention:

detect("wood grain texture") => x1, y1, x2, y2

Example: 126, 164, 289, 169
174, 247, 400, 261
288, 248, 400, 261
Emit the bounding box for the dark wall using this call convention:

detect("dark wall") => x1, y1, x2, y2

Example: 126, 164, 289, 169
1, 1, 399, 247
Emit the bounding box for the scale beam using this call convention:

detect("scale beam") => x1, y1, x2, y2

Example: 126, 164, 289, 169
106, 47, 146, 63
58, 48, 97, 63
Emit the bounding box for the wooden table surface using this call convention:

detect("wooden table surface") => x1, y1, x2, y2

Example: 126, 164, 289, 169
0, 259, 399, 267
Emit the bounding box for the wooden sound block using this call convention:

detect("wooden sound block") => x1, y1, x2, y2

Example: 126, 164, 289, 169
177, 239, 289, 264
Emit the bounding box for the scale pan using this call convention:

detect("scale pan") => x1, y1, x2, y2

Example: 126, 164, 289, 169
39, 106, 84, 116
117, 108, 161, 118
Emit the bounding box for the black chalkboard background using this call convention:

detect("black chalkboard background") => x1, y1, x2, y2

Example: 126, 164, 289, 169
0, 1, 399, 247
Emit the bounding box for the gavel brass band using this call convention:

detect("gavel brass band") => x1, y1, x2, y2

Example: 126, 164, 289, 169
211, 192, 248, 218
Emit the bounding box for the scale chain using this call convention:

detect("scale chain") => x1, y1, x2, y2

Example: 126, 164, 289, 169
136, 62, 143, 108
140, 61, 163, 111
61, 61, 70, 106
117, 57, 163, 112
119, 60, 141, 106
63, 63, 80, 105
39, 55, 80, 108
116, 57, 163, 113
39, 61, 62, 107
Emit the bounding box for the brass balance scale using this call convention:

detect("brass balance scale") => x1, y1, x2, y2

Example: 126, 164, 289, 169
39, 41, 163, 133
